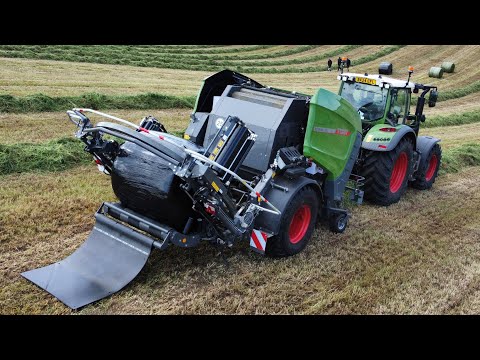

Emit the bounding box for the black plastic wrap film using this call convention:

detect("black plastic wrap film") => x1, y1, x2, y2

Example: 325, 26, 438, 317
110, 142, 194, 231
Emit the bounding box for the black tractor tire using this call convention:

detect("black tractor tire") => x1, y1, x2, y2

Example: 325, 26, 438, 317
410, 143, 442, 190
360, 138, 414, 206
265, 186, 319, 258
329, 213, 348, 233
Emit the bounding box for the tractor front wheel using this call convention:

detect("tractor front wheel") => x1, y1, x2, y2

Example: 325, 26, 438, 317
360, 138, 414, 206
265, 186, 319, 258
411, 143, 442, 190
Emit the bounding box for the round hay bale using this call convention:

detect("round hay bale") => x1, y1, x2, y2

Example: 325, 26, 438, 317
379, 62, 393, 75
441, 61, 455, 73
429, 67, 444, 78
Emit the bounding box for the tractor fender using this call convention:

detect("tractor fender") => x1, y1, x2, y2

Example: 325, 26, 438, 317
362, 124, 416, 152
416, 135, 441, 170
253, 175, 321, 236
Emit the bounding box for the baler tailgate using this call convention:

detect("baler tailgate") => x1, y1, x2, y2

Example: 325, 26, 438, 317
22, 213, 154, 310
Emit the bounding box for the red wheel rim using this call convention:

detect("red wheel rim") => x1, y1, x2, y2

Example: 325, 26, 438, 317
390, 152, 408, 193
289, 205, 312, 244
425, 154, 438, 181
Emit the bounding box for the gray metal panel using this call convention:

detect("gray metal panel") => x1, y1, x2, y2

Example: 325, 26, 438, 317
184, 112, 210, 145
204, 94, 288, 172
21, 213, 153, 310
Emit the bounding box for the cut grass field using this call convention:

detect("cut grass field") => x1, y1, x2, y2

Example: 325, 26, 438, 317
0, 57, 211, 97
0, 138, 88, 175
428, 88, 480, 113
0, 45, 405, 73
2, 45, 479, 78
0, 45, 358, 71
363, 45, 480, 91
0, 92, 195, 113
2, 106, 478, 146
1, 46, 479, 98
421, 122, 480, 149
0, 109, 192, 144
1, 165, 479, 314
1, 45, 480, 314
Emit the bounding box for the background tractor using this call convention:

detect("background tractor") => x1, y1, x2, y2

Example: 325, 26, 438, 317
337, 67, 441, 205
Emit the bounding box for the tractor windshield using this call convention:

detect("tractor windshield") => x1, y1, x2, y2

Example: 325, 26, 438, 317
340, 82, 388, 121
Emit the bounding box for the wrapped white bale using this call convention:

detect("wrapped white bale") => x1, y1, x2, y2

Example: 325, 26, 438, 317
429, 67, 444, 78
441, 61, 455, 73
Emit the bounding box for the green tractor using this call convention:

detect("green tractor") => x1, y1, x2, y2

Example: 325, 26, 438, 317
337, 67, 441, 205
22, 69, 441, 309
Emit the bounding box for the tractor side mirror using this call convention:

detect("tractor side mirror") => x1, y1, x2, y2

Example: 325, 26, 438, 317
428, 90, 438, 107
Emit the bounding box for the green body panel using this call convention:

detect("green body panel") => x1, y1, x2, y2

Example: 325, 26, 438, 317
304, 88, 362, 180
362, 123, 416, 152
192, 80, 205, 113
363, 124, 398, 144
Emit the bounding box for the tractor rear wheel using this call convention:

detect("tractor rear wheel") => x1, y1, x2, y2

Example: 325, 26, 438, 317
360, 138, 414, 206
265, 186, 319, 258
410, 143, 442, 190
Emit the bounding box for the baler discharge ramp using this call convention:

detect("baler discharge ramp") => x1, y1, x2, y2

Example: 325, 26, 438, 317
22, 202, 180, 309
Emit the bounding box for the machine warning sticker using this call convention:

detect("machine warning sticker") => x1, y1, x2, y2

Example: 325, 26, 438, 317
314, 127, 351, 136
211, 181, 220, 192
355, 77, 376, 85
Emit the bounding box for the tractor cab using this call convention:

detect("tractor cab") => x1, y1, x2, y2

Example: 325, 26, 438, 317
337, 69, 438, 135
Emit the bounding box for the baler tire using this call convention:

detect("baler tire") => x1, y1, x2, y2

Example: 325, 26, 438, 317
360, 138, 414, 206
329, 213, 348, 233
411, 143, 442, 190
265, 186, 318, 258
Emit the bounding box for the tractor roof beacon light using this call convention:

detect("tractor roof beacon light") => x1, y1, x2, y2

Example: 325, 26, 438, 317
406, 66, 414, 86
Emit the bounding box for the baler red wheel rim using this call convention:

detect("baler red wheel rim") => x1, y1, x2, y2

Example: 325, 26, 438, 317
289, 205, 311, 244
390, 152, 408, 193
425, 154, 438, 181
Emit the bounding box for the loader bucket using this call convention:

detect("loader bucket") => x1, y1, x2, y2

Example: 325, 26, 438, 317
21, 213, 154, 310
